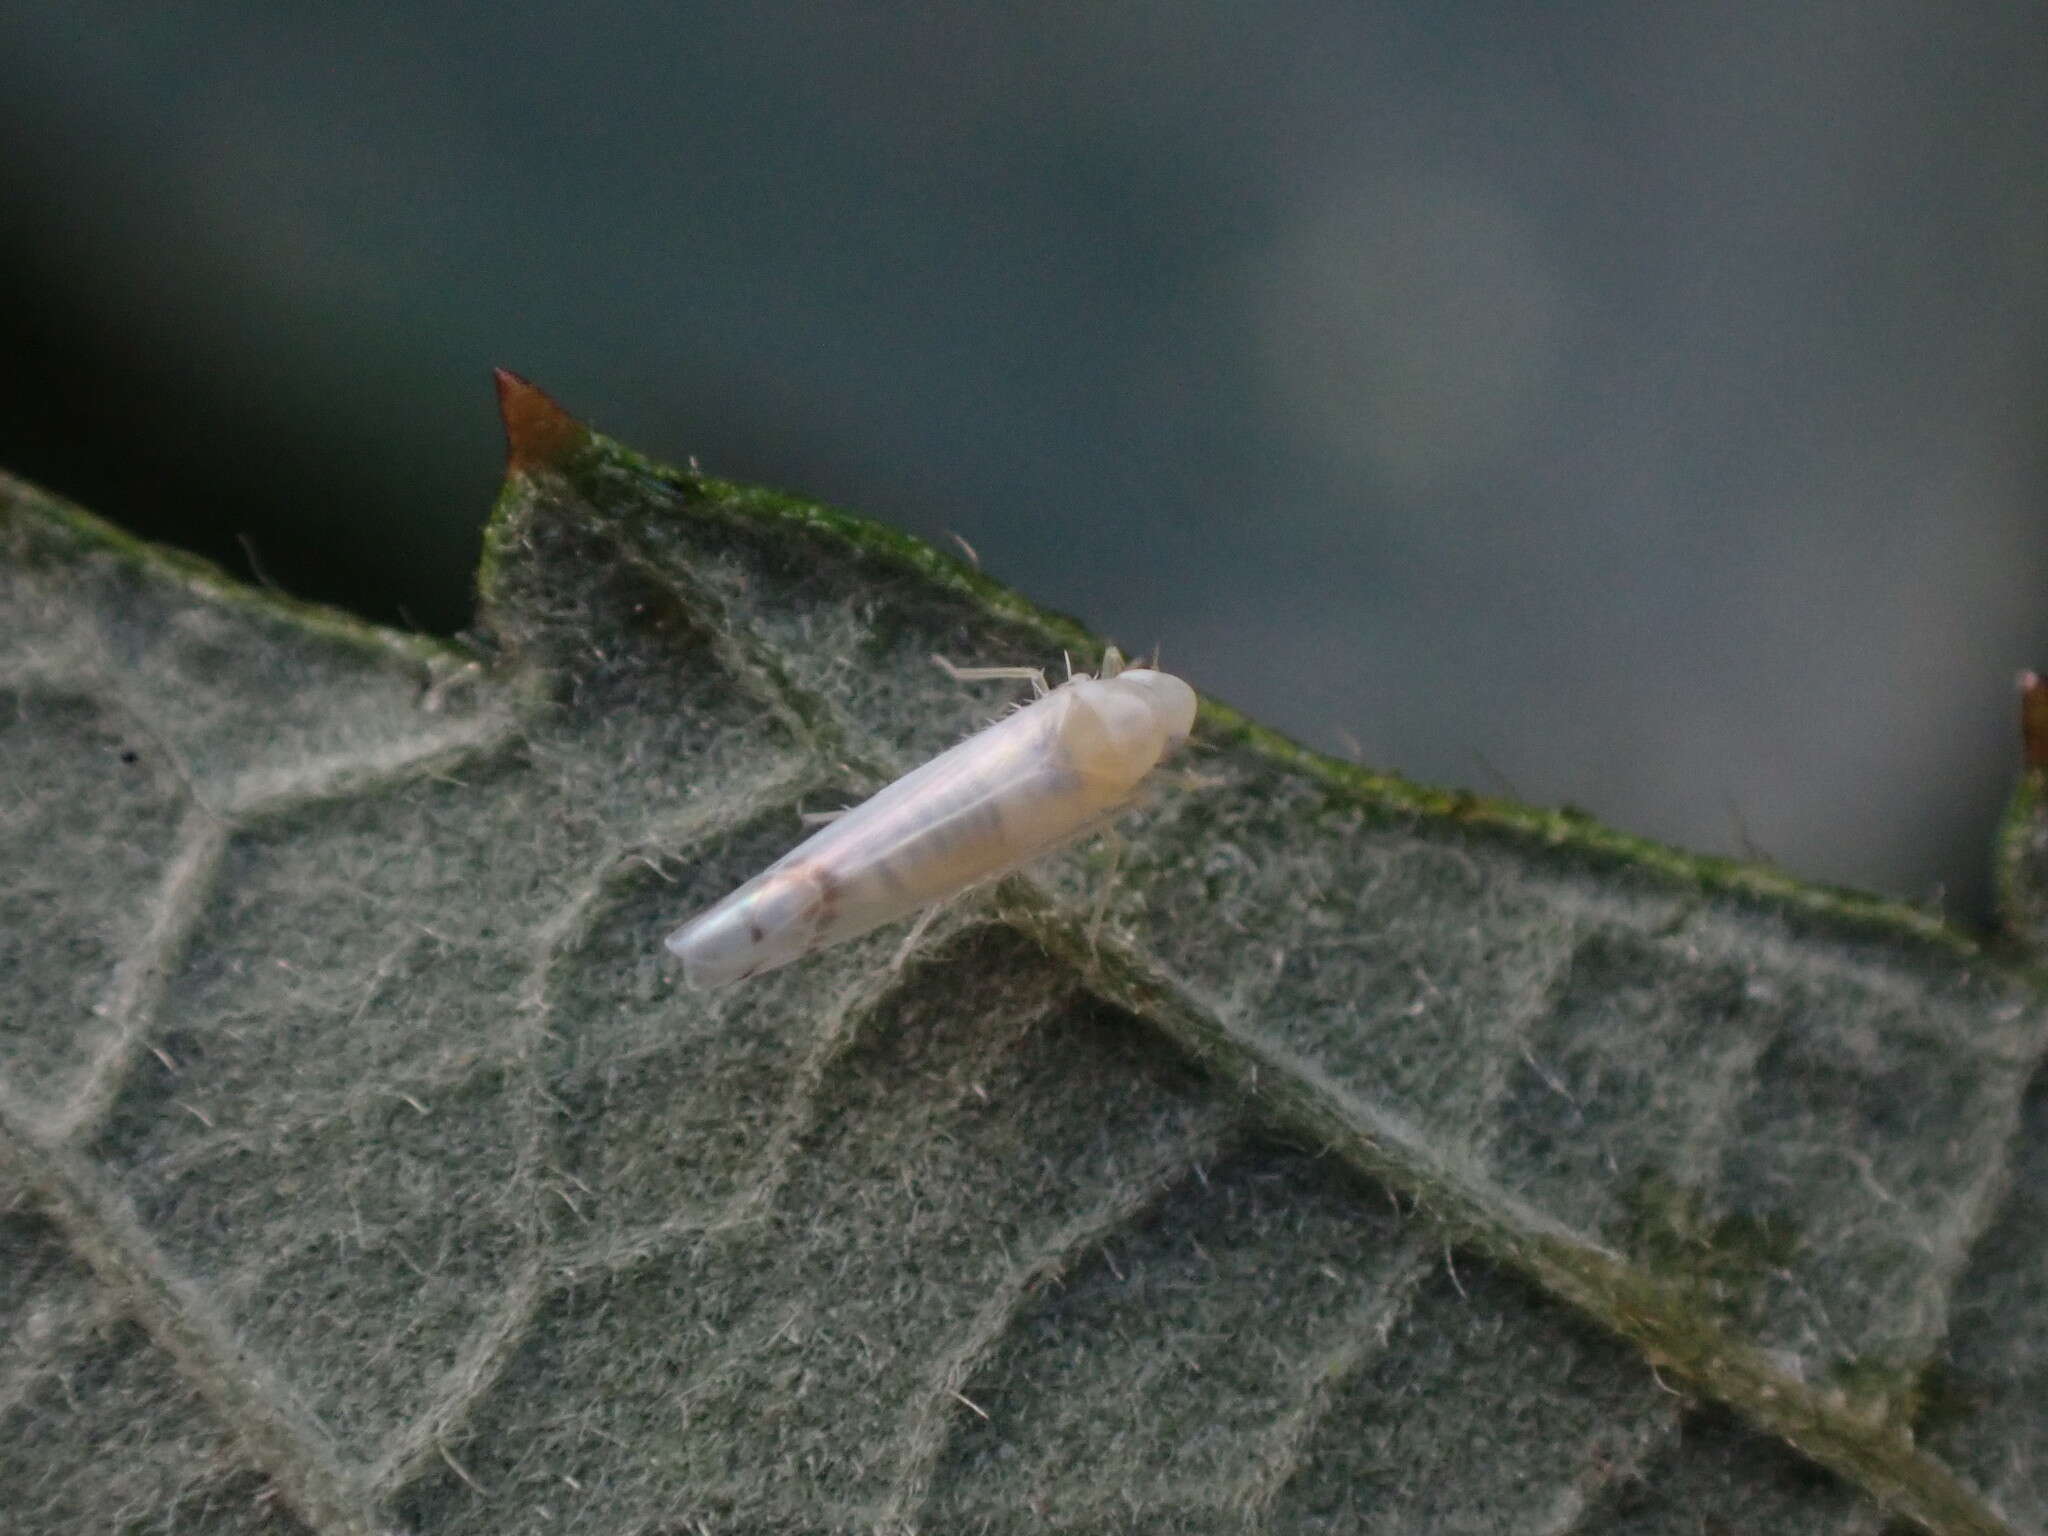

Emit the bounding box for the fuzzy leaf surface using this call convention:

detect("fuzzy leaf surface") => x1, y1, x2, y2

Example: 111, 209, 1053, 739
2, 381, 2045, 1535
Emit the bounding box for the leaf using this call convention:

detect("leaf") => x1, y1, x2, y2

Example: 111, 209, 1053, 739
2, 372, 2044, 1536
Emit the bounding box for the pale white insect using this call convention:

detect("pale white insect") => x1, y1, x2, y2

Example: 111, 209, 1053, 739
665, 648, 1198, 988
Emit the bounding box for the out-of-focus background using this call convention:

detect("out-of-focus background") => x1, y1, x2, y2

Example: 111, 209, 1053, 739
3, 4, 2043, 916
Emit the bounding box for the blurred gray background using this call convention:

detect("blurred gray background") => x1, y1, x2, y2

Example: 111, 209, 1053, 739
3, 3, 2043, 917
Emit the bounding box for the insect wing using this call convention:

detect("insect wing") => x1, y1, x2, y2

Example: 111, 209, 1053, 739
668, 690, 1076, 984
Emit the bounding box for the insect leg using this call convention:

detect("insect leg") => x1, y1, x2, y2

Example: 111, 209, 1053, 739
930, 654, 1050, 696
1087, 825, 1126, 949
888, 900, 948, 971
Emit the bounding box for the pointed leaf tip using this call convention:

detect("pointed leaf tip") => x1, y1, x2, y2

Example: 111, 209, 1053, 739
2020, 670, 2048, 770
493, 368, 589, 473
